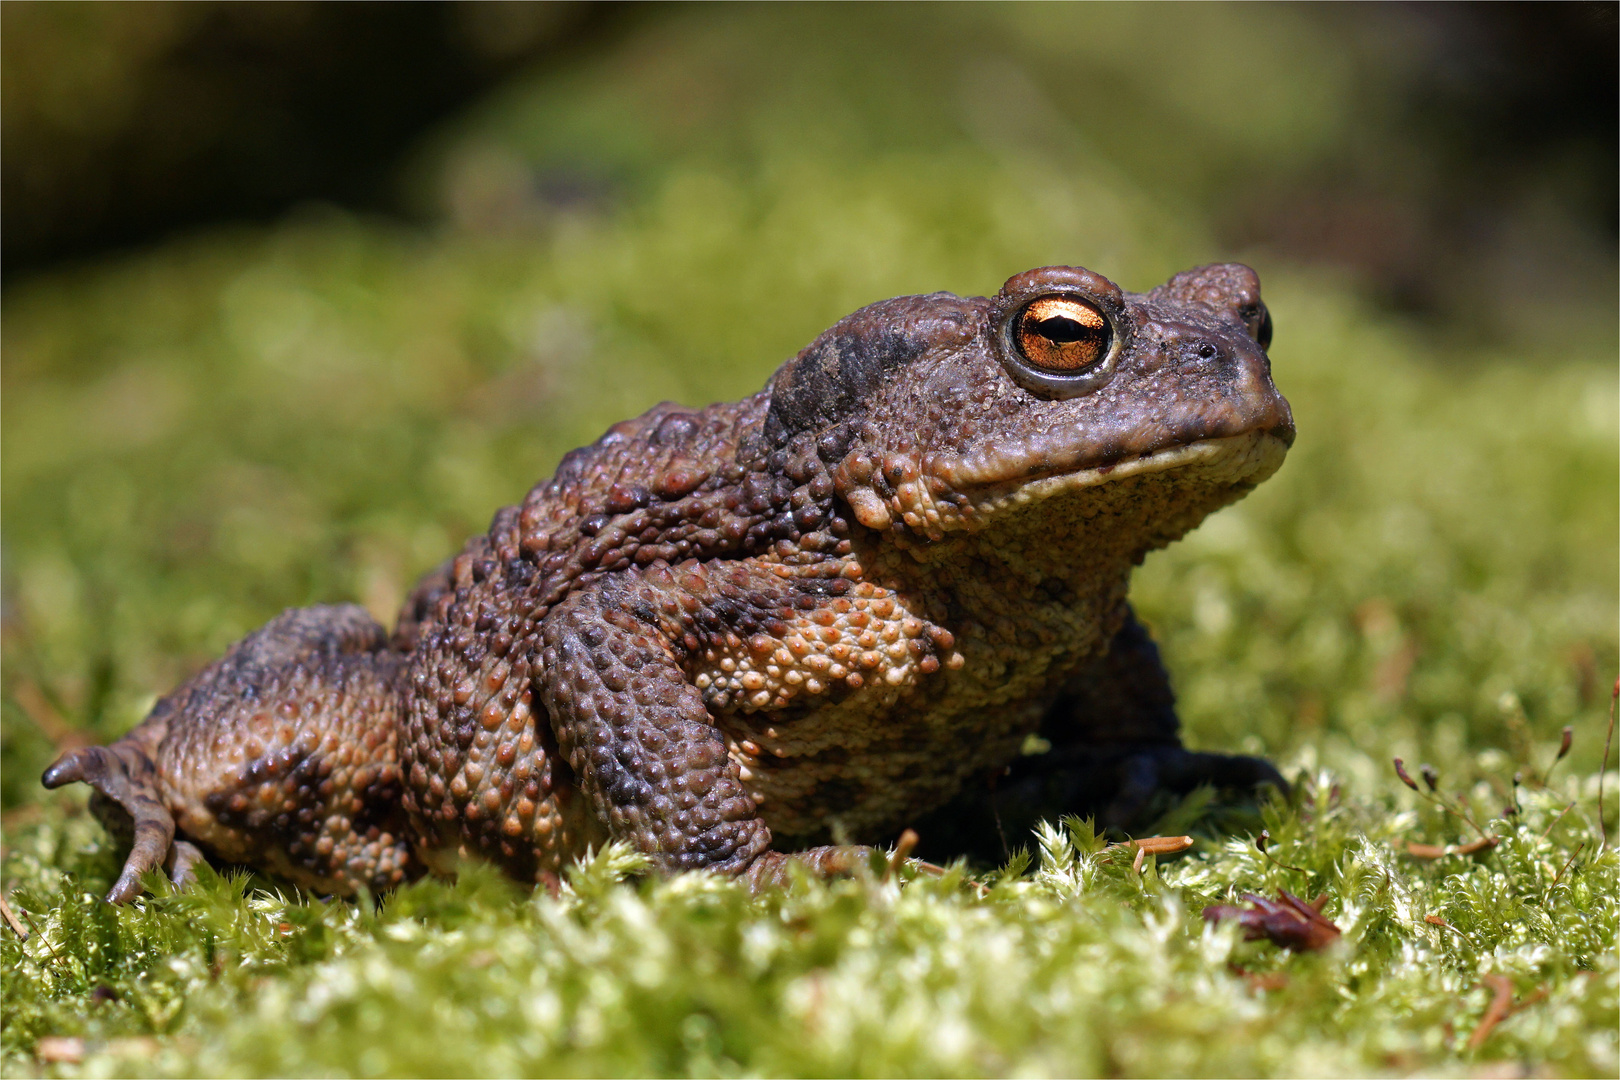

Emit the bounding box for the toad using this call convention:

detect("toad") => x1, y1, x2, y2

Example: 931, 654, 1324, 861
44, 262, 1293, 902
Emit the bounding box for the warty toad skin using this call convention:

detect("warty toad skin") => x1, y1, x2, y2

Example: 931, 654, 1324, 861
45, 262, 1293, 901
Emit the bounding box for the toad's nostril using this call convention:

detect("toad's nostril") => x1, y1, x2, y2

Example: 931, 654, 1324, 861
1188, 342, 1220, 362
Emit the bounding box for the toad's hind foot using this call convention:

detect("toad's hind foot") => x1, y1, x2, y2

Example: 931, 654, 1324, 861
43, 741, 178, 903
45, 605, 426, 902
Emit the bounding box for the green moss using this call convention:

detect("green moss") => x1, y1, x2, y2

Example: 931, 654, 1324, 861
4, 800, 1615, 1077
3, 6, 1615, 1077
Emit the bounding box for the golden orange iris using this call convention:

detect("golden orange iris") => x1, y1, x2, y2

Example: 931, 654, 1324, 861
1013, 296, 1110, 372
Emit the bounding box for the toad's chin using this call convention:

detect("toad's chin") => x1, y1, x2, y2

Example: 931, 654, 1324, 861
840, 428, 1291, 541
952, 429, 1291, 518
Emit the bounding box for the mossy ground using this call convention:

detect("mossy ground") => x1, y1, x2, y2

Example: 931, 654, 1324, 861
3, 7, 1616, 1077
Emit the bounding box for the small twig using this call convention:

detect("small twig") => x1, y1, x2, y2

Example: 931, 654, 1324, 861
883, 828, 920, 883
1510, 986, 1549, 1013
1100, 836, 1194, 875
17, 905, 68, 972
1551, 841, 1586, 887
1456, 789, 1483, 832
1539, 800, 1577, 840
1502, 772, 1522, 818
1423, 913, 1477, 945
1404, 836, 1498, 859
1468, 974, 1515, 1051
1462, 976, 1547, 1053
0, 893, 28, 941
1254, 830, 1310, 875
1394, 758, 1492, 841
1543, 726, 1574, 788
1601, 677, 1617, 851
1110, 835, 1196, 855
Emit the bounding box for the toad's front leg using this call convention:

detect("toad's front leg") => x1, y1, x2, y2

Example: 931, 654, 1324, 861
1016, 609, 1286, 832
537, 561, 872, 889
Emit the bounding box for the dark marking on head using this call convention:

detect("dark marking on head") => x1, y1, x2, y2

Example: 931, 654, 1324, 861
764, 293, 984, 447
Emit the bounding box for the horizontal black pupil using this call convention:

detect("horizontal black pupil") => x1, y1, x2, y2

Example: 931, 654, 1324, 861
1031, 315, 1097, 344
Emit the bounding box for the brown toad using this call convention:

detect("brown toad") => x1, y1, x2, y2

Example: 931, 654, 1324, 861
45, 262, 1292, 901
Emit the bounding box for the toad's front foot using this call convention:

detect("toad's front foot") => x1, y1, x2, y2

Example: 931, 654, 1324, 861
911, 741, 1288, 865
1085, 743, 1288, 829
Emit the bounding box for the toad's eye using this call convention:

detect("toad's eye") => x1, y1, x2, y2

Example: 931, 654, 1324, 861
1013, 296, 1111, 373
996, 288, 1122, 398
1241, 302, 1273, 349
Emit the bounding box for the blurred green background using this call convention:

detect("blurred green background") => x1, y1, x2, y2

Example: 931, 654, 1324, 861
3, 2, 1615, 819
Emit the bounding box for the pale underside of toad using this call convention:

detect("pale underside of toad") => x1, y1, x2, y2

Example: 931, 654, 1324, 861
45, 262, 1294, 902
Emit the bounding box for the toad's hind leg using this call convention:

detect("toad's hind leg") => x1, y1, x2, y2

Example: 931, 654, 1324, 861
43, 605, 424, 902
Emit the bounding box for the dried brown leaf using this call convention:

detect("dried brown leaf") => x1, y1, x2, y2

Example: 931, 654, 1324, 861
1202, 890, 1342, 952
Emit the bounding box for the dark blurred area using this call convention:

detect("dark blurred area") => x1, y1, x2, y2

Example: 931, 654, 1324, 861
1225, 2, 1617, 316
3, 0, 1615, 325
1, 0, 630, 274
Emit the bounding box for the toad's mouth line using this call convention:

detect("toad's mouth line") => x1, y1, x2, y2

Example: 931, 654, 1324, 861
941, 429, 1292, 515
